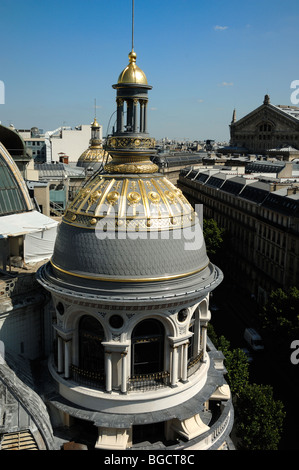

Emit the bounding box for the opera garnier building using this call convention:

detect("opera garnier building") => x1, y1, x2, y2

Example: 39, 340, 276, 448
37, 48, 234, 450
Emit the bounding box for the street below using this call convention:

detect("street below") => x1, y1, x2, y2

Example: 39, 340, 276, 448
210, 285, 299, 450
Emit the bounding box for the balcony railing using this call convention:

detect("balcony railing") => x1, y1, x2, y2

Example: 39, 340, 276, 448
187, 350, 204, 377
128, 371, 170, 392
69, 365, 170, 393
60, 356, 205, 393
70, 364, 105, 389
0, 271, 41, 301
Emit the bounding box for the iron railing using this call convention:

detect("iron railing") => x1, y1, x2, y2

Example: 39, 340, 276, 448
187, 350, 204, 377
128, 371, 170, 392
70, 364, 105, 389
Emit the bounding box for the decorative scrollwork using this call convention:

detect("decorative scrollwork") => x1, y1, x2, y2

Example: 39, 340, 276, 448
104, 163, 158, 174
107, 136, 155, 149
148, 191, 160, 203
106, 191, 120, 205
127, 191, 141, 204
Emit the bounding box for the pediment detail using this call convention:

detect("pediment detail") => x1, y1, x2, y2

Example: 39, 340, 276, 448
233, 105, 299, 132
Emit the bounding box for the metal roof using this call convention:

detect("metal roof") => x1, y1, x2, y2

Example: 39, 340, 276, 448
274, 105, 299, 121
35, 163, 85, 178
182, 168, 299, 217
0, 142, 34, 216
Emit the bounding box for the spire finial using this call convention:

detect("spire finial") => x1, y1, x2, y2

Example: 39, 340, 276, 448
231, 108, 236, 123
132, 0, 135, 52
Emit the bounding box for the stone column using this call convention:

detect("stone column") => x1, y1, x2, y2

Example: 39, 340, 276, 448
126, 100, 132, 131
57, 336, 63, 373
64, 340, 71, 379
139, 100, 144, 132
116, 98, 124, 133
181, 342, 189, 383
105, 351, 112, 393
121, 351, 128, 394
171, 345, 178, 387
133, 99, 138, 133
201, 323, 208, 362
143, 100, 148, 133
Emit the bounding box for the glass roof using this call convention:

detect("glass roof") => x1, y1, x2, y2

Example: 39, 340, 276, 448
0, 144, 33, 216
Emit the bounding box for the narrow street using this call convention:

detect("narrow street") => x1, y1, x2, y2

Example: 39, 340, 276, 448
210, 284, 299, 450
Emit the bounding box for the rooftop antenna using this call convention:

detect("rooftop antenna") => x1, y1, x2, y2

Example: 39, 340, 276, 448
132, 0, 134, 51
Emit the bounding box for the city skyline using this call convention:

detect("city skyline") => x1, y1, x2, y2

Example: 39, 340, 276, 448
0, 0, 298, 142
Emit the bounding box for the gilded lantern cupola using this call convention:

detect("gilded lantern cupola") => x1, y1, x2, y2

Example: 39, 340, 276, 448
48, 47, 213, 286
104, 49, 157, 174
77, 116, 109, 172
90, 117, 101, 148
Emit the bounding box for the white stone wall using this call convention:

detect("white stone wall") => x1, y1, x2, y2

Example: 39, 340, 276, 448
49, 292, 212, 413
50, 125, 103, 163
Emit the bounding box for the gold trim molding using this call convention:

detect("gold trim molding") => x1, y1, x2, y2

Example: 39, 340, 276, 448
107, 136, 155, 149
50, 259, 209, 283
104, 162, 158, 174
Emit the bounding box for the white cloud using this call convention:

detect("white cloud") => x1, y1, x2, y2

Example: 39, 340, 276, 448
218, 81, 234, 87
197, 99, 204, 103
214, 25, 228, 31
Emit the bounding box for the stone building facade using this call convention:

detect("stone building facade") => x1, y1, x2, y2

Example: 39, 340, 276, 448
178, 165, 299, 304
229, 95, 299, 155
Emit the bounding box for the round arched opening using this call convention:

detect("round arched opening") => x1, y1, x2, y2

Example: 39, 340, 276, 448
78, 315, 105, 374
188, 312, 196, 363
177, 308, 188, 323
131, 319, 164, 375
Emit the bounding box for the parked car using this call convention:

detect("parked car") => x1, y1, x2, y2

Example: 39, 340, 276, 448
244, 328, 264, 352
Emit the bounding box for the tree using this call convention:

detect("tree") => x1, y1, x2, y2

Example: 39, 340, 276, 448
207, 325, 249, 395
203, 218, 224, 256
235, 383, 285, 450
261, 286, 299, 341
224, 348, 250, 396
208, 324, 285, 449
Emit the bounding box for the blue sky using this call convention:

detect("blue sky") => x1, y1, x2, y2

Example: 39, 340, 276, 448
0, 0, 298, 141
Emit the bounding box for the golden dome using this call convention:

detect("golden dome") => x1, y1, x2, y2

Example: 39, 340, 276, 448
92, 117, 100, 128
63, 174, 195, 233
77, 147, 107, 164
117, 50, 148, 85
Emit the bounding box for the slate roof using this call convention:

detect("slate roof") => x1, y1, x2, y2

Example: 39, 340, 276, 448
182, 168, 299, 218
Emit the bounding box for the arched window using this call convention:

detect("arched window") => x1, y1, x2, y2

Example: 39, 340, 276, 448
78, 316, 105, 374
258, 122, 273, 142
131, 319, 164, 375
188, 312, 195, 363
187, 308, 202, 378
259, 123, 272, 132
